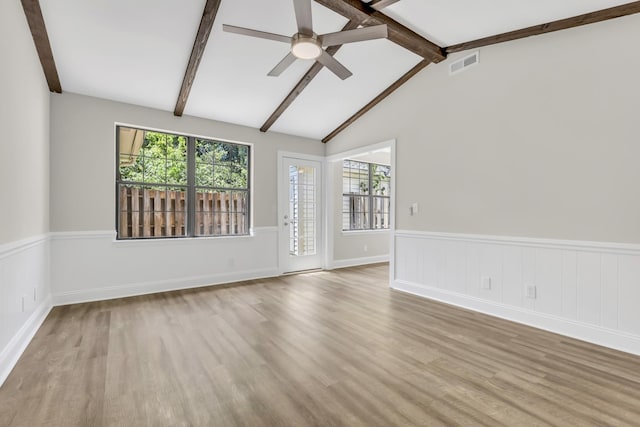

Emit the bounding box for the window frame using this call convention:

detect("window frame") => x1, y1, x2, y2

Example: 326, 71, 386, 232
342, 160, 391, 231
115, 124, 252, 240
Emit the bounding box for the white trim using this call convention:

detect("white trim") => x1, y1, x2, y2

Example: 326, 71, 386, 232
53, 267, 280, 306
0, 234, 48, 260
277, 151, 326, 274
388, 140, 397, 285
329, 255, 389, 270
395, 229, 640, 255
0, 295, 53, 387
48, 227, 278, 245
341, 229, 390, 235
393, 280, 640, 356
325, 153, 335, 270
111, 229, 266, 245
49, 230, 116, 240
324, 139, 396, 279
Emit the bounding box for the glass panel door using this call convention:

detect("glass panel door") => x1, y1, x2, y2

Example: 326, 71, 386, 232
280, 156, 322, 273
289, 165, 316, 257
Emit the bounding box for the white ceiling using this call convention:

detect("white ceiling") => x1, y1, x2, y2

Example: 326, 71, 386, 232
384, 0, 637, 46
40, 0, 637, 140
40, 0, 207, 111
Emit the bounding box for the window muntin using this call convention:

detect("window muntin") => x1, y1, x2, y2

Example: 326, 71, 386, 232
116, 126, 250, 239
194, 139, 249, 236
289, 165, 317, 256
342, 160, 390, 231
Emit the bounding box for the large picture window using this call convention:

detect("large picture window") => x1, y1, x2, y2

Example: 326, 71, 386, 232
116, 126, 250, 239
342, 160, 390, 231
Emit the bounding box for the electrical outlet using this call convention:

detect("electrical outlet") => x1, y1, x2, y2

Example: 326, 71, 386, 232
481, 276, 492, 290
409, 202, 419, 216
525, 284, 537, 299
363, 244, 368, 252
21, 295, 26, 312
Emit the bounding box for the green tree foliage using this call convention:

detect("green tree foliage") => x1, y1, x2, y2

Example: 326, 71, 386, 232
119, 132, 248, 189
372, 164, 390, 196
195, 139, 248, 189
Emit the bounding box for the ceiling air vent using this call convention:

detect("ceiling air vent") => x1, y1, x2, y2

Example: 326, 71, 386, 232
449, 51, 479, 75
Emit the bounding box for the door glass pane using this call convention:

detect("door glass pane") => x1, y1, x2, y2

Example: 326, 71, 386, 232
289, 165, 316, 257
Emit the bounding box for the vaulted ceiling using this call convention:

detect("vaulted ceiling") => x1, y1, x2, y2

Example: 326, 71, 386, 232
22, 0, 640, 141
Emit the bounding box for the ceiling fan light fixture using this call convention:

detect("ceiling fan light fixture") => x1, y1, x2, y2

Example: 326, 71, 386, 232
291, 34, 322, 59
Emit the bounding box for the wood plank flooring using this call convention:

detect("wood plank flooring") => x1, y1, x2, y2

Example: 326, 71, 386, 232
2, 263, 640, 426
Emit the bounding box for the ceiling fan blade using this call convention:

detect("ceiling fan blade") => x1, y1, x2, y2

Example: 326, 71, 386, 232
292, 0, 313, 36
223, 24, 291, 44
268, 52, 298, 77
320, 25, 388, 47
316, 51, 352, 80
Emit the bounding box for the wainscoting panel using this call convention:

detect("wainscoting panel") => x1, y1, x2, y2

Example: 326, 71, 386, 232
0, 235, 52, 386
50, 228, 280, 305
393, 230, 640, 355
619, 254, 640, 336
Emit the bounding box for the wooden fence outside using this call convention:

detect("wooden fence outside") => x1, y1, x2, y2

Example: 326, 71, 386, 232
343, 195, 390, 230
118, 187, 247, 238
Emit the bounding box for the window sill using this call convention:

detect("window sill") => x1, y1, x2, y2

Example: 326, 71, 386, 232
112, 231, 256, 246
341, 229, 390, 236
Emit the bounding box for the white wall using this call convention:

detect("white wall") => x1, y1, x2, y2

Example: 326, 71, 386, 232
327, 14, 640, 244
50, 229, 278, 304
0, 2, 50, 244
0, 0, 52, 385
49, 93, 324, 303
327, 15, 640, 353
50, 92, 323, 231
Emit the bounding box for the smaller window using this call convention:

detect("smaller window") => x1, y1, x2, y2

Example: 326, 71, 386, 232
342, 160, 390, 231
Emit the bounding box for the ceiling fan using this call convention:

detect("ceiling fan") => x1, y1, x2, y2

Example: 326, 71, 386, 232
223, 0, 388, 80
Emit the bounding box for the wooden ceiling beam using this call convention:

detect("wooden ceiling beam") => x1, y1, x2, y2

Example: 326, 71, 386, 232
447, 1, 640, 54
261, 21, 359, 133
369, 0, 401, 11
174, 0, 222, 117
20, 0, 62, 93
314, 0, 445, 62
322, 59, 429, 143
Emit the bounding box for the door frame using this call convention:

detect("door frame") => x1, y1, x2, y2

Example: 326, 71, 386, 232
324, 139, 396, 281
277, 151, 326, 274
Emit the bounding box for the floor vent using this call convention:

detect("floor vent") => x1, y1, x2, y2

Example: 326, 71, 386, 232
449, 51, 479, 75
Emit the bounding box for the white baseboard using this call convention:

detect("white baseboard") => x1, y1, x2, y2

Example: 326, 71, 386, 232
0, 295, 52, 387
329, 254, 389, 270
393, 279, 640, 356
53, 267, 280, 306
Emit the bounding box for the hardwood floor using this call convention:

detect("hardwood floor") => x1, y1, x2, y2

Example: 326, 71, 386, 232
2, 263, 640, 426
